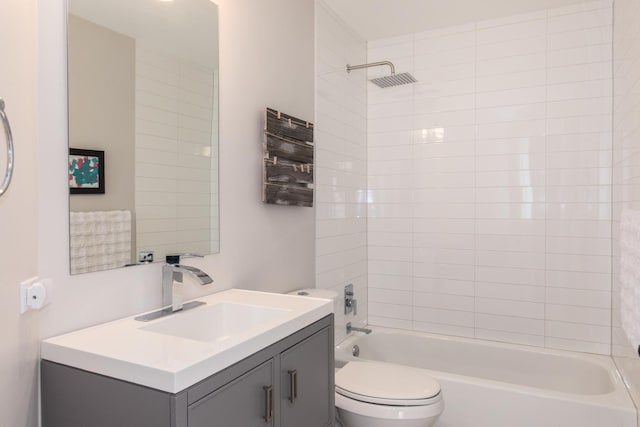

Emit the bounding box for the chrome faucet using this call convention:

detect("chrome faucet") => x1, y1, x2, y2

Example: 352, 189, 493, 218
135, 254, 213, 322
163, 262, 213, 312
346, 322, 372, 334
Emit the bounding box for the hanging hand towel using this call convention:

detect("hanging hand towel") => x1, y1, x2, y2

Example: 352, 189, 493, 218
70, 210, 132, 274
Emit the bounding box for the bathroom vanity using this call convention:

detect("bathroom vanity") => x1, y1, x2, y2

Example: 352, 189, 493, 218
40, 290, 334, 427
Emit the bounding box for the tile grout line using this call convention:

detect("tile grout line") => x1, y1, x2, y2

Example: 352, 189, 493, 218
544, 6, 549, 350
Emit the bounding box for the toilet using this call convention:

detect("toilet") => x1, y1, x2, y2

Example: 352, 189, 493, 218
335, 361, 444, 427
287, 288, 444, 426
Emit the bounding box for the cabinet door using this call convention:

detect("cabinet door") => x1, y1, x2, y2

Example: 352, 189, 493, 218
280, 328, 332, 427
188, 360, 274, 427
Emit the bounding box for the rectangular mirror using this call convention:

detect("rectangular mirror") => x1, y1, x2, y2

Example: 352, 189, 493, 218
67, 0, 219, 274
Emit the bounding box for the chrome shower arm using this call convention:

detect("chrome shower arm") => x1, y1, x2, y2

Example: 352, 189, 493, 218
346, 61, 397, 75
346, 59, 417, 88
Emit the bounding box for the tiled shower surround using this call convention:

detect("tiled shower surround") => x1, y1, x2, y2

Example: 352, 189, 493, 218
366, 1, 613, 354
315, 2, 368, 343
316, 0, 616, 354
613, 0, 640, 411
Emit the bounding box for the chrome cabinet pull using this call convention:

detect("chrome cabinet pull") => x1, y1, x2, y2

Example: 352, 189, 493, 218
0, 98, 14, 198
263, 385, 273, 423
288, 369, 298, 403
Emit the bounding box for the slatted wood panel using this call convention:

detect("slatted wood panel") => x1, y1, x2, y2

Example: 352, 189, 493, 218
265, 108, 314, 142
265, 161, 313, 186
264, 184, 313, 207
263, 108, 314, 207
265, 134, 313, 164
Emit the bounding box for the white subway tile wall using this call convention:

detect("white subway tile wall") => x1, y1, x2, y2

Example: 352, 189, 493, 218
367, 0, 613, 354
316, 2, 368, 343
613, 0, 640, 414
135, 47, 216, 261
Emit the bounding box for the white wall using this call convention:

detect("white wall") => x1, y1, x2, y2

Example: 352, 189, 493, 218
38, 0, 316, 338
0, 1, 40, 426
613, 0, 640, 416
366, 0, 614, 354
0, 0, 316, 424
315, 1, 368, 342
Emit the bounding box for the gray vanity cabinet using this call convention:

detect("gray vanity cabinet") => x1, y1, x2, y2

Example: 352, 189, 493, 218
41, 314, 334, 427
280, 327, 332, 427
189, 360, 275, 427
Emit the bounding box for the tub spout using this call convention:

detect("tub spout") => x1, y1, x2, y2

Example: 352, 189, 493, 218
346, 322, 372, 334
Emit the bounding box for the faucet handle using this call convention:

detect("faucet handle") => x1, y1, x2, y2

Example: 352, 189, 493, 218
165, 253, 205, 264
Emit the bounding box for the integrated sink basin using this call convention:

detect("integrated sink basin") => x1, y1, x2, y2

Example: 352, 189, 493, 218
40, 289, 333, 393
140, 302, 291, 343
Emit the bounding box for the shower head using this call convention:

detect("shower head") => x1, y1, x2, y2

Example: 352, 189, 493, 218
346, 61, 417, 88
370, 72, 418, 88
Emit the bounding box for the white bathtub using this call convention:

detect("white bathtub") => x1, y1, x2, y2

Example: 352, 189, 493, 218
335, 327, 637, 427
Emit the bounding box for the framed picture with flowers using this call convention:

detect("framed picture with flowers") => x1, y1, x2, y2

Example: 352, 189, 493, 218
69, 148, 105, 194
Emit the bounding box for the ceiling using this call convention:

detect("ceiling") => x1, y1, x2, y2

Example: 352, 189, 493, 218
69, 0, 219, 69
323, 0, 596, 41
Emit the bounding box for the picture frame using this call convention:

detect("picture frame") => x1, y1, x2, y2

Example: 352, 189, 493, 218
69, 148, 105, 194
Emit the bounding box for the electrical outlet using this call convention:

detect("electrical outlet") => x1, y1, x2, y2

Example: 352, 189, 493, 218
139, 251, 154, 263
20, 277, 53, 314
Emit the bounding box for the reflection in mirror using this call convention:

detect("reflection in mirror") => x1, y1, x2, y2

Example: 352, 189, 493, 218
67, 0, 219, 275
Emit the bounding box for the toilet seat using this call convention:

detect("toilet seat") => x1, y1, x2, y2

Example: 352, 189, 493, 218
336, 386, 441, 406
335, 362, 444, 425
335, 391, 444, 421
335, 362, 441, 406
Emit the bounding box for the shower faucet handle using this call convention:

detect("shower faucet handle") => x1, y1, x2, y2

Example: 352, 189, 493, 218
345, 284, 357, 315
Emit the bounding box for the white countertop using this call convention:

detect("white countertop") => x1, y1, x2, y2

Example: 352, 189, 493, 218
41, 289, 333, 393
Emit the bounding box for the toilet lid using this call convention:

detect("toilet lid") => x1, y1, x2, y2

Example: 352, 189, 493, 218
335, 362, 441, 406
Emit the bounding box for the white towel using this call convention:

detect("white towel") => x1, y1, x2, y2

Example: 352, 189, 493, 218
70, 210, 132, 274
620, 209, 640, 355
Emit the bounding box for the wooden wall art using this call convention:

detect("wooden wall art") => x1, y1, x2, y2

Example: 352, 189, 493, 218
263, 107, 314, 207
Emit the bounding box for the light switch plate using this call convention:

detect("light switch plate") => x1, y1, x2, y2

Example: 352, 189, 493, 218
139, 251, 154, 263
